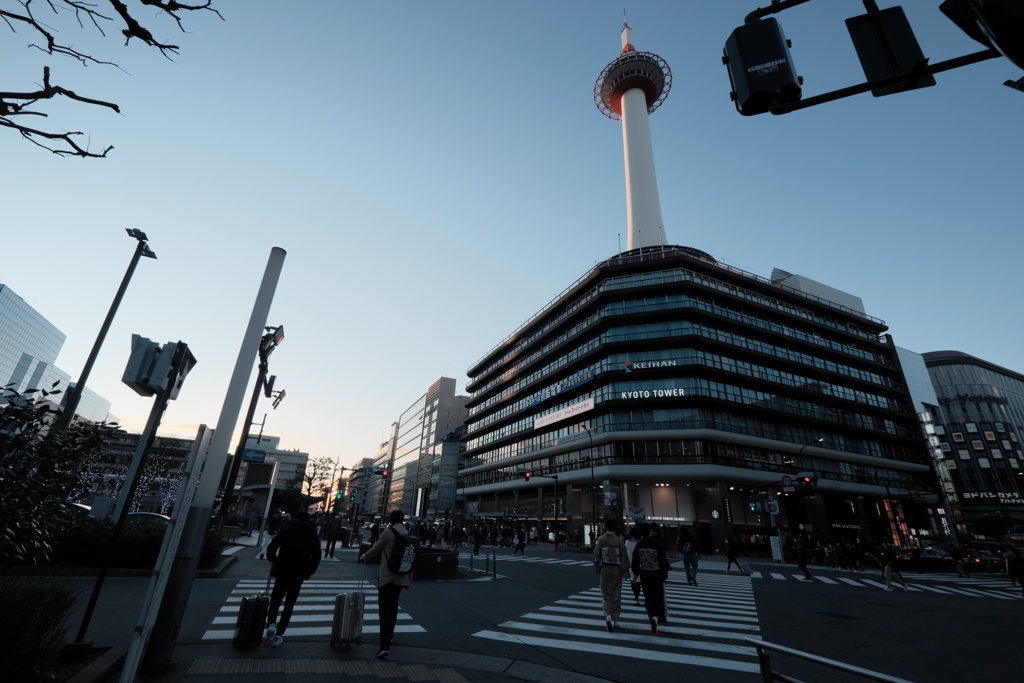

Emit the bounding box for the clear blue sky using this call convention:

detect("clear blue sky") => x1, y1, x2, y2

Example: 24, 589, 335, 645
3, 2, 1021, 470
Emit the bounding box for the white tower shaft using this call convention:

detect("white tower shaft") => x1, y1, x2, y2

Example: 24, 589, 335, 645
621, 86, 666, 251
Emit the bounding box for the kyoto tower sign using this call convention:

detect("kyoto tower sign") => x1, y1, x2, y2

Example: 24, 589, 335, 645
595, 23, 672, 252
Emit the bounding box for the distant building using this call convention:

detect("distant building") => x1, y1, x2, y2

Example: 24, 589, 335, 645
238, 435, 309, 491
922, 350, 1024, 539
0, 283, 113, 423
85, 429, 197, 514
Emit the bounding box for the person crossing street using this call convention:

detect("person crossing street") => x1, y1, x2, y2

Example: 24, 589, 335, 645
593, 519, 629, 632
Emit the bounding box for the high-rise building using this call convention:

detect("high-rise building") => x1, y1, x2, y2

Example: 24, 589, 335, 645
457, 26, 933, 555
922, 350, 1024, 538
0, 283, 112, 423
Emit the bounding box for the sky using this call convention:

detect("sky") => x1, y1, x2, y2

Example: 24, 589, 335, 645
2, 1, 1021, 471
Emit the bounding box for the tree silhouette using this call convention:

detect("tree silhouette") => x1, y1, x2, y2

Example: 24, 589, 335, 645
1, 0, 222, 157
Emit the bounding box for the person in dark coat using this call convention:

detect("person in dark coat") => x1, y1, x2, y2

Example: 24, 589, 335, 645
631, 523, 670, 634
265, 510, 321, 646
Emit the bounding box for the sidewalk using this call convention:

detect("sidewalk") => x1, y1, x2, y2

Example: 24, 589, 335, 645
74, 535, 617, 683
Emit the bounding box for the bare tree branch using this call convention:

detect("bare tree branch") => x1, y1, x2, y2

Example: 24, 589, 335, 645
0, 0, 222, 157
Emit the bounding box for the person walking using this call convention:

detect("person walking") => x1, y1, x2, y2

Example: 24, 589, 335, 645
632, 523, 670, 634
1007, 548, 1024, 598
594, 519, 629, 632
513, 529, 526, 556
879, 545, 909, 592
794, 534, 813, 580
677, 526, 700, 586
725, 541, 741, 574
264, 510, 322, 647
951, 546, 969, 579
624, 526, 642, 606
359, 510, 414, 660
324, 514, 341, 559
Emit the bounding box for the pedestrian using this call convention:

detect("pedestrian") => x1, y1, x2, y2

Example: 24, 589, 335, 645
324, 514, 341, 558
513, 529, 526, 556
267, 509, 282, 536
879, 545, 908, 592
951, 546, 969, 579
676, 525, 699, 586
1007, 548, 1024, 598
594, 519, 630, 632
624, 525, 643, 605
473, 526, 484, 556
264, 510, 322, 647
632, 523, 670, 634
359, 510, 414, 659
725, 541, 741, 574
794, 534, 813, 580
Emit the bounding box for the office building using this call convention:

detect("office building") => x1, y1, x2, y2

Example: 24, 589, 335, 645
0, 283, 112, 423
923, 350, 1024, 538
457, 26, 933, 555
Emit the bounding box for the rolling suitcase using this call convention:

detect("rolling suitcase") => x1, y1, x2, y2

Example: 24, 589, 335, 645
739, 562, 753, 576
233, 569, 272, 648
330, 562, 366, 647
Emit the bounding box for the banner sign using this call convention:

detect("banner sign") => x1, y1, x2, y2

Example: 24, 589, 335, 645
534, 398, 594, 429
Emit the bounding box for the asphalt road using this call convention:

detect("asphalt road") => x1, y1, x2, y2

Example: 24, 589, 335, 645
54, 544, 1021, 682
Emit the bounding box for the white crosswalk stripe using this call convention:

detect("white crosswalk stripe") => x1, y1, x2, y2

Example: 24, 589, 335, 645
202, 580, 426, 641
457, 552, 594, 567
473, 573, 761, 674
743, 570, 1020, 599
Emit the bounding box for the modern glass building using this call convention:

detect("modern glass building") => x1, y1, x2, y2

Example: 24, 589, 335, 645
923, 350, 1024, 538
0, 283, 112, 423
459, 247, 935, 555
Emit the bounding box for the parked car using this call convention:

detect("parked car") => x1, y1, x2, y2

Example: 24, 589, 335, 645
961, 548, 1004, 572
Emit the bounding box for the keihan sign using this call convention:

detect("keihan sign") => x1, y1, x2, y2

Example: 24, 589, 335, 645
625, 359, 677, 372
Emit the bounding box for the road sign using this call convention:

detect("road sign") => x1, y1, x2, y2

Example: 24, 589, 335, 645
781, 475, 793, 486
356, 483, 367, 491
767, 500, 780, 515
363, 467, 374, 477
783, 486, 795, 493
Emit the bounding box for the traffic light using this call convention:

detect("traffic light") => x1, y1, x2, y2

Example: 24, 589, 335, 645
512, 507, 517, 515
723, 17, 802, 115
336, 491, 342, 500
374, 468, 389, 478
558, 498, 565, 515
260, 325, 285, 358
797, 472, 818, 488
941, 0, 1024, 71
523, 471, 531, 481
748, 502, 756, 512
349, 494, 356, 502
550, 504, 555, 515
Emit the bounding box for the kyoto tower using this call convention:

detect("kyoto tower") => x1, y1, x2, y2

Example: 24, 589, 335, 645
595, 22, 672, 252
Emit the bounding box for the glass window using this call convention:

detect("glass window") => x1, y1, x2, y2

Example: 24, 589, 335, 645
952, 432, 964, 442
958, 449, 971, 460
966, 423, 978, 433
978, 458, 991, 468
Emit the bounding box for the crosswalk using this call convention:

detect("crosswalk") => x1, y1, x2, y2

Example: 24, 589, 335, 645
739, 570, 1022, 599
201, 580, 426, 641
473, 573, 762, 674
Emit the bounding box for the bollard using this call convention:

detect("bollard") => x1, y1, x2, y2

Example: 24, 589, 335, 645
469, 553, 474, 571
492, 552, 498, 579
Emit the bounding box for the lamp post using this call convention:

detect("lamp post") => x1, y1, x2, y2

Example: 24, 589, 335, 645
797, 438, 823, 459
53, 229, 156, 434
583, 426, 597, 539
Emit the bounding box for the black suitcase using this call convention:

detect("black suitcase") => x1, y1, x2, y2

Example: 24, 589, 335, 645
233, 566, 272, 648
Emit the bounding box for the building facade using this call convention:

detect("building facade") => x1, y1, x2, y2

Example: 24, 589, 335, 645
923, 350, 1024, 539
459, 247, 935, 555
0, 283, 112, 423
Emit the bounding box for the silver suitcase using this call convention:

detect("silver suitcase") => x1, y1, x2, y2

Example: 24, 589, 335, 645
330, 590, 365, 647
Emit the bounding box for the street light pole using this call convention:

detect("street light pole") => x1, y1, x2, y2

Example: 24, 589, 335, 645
584, 427, 597, 538
54, 229, 156, 435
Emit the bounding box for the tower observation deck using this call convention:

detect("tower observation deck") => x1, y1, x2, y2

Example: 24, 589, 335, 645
595, 24, 672, 252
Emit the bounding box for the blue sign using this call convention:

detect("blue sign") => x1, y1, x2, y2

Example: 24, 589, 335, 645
363, 467, 374, 477
242, 448, 266, 463
357, 482, 368, 491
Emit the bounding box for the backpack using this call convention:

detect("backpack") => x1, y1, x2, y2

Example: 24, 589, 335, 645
386, 525, 419, 575
680, 540, 694, 554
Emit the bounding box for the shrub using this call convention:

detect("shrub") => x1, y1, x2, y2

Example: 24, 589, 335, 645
0, 576, 79, 680
48, 517, 227, 569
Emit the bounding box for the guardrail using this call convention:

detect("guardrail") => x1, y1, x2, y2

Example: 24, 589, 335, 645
745, 638, 914, 683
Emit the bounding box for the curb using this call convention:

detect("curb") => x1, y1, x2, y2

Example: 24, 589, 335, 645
67, 643, 129, 683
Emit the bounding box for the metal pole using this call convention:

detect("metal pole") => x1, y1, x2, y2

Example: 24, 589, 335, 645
54, 240, 147, 435
215, 360, 266, 536
140, 247, 285, 675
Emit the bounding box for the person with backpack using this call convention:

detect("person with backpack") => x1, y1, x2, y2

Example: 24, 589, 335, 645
632, 523, 670, 633
594, 518, 629, 631
359, 509, 416, 659
1008, 548, 1024, 598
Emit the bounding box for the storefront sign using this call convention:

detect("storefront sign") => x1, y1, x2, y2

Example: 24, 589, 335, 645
963, 491, 1023, 504
770, 536, 784, 562
534, 398, 594, 429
